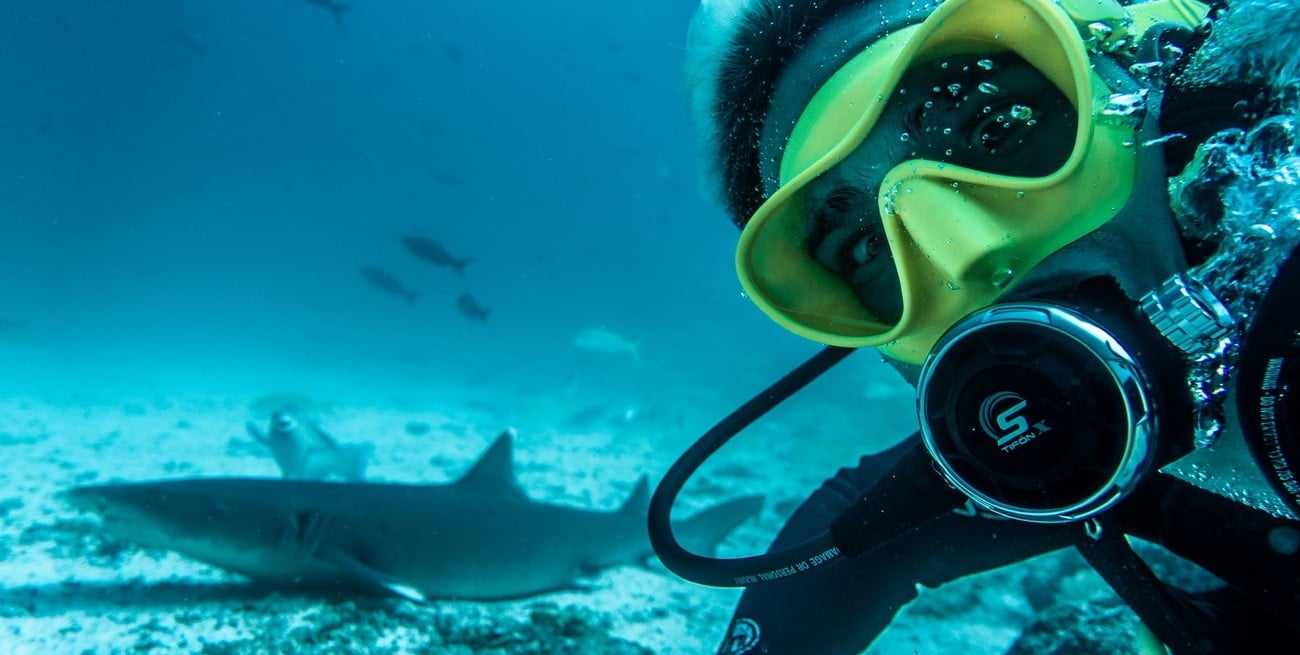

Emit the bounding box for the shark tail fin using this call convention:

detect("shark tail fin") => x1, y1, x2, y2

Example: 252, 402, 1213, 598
454, 258, 473, 278
672, 494, 765, 556
342, 443, 373, 481
618, 475, 652, 519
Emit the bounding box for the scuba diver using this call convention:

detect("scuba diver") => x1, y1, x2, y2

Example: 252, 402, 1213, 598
647, 0, 1300, 652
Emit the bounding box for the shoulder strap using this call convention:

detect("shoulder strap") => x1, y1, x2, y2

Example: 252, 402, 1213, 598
1075, 523, 1211, 654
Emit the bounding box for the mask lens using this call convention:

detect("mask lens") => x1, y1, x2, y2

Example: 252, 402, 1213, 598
803, 51, 1080, 324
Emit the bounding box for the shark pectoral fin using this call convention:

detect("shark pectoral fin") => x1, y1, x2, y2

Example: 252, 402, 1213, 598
320, 548, 427, 604
565, 579, 598, 593
246, 421, 269, 444
308, 421, 344, 450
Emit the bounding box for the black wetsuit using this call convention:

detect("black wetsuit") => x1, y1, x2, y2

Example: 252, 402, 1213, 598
717, 251, 1300, 655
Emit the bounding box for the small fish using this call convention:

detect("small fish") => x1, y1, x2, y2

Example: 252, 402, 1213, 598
0, 316, 29, 331
403, 236, 472, 278
165, 26, 206, 58
573, 328, 641, 361
305, 0, 350, 25
361, 267, 420, 304
456, 293, 490, 323
245, 407, 371, 481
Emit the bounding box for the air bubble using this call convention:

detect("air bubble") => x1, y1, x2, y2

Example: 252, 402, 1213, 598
947, 83, 962, 96
1099, 90, 1149, 127
1128, 61, 1163, 77
1009, 105, 1033, 121
1247, 223, 1278, 240
978, 82, 1001, 95
1086, 21, 1115, 43
1161, 43, 1185, 63
976, 59, 995, 70
991, 268, 1015, 289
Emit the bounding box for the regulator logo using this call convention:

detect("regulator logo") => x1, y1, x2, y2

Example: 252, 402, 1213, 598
979, 391, 1051, 452
720, 618, 761, 655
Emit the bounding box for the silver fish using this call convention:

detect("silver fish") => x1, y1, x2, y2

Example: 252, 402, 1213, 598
573, 328, 641, 361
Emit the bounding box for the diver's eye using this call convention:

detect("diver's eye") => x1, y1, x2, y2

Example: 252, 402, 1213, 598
844, 228, 883, 267
969, 102, 1038, 155
805, 186, 886, 274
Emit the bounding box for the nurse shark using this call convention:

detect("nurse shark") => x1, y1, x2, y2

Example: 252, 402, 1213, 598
64, 432, 762, 601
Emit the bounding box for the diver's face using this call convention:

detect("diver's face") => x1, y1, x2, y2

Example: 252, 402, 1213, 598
802, 52, 1077, 323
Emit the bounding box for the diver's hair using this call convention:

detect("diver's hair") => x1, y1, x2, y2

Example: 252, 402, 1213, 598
687, 0, 879, 229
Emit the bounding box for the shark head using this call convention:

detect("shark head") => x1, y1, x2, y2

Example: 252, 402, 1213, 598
63, 480, 305, 577
64, 483, 183, 551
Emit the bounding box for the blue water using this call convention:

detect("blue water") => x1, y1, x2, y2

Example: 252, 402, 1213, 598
23, 2, 1295, 653
0, 0, 904, 411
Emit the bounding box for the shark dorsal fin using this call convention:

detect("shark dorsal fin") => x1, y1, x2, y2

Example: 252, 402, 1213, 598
454, 430, 527, 500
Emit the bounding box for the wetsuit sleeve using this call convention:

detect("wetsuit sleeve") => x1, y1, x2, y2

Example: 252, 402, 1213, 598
716, 433, 1078, 655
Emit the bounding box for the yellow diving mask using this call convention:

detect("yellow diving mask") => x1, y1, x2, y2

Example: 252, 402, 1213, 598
736, 0, 1209, 364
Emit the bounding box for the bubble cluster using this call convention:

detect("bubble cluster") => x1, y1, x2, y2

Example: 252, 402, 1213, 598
1168, 115, 1300, 451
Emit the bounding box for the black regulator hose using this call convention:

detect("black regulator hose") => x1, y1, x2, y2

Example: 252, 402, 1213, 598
648, 345, 966, 588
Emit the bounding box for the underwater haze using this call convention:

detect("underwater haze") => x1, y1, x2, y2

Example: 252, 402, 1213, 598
0, 2, 931, 655
2, 0, 909, 405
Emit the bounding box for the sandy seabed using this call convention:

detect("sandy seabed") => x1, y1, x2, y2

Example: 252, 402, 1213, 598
0, 382, 1058, 655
